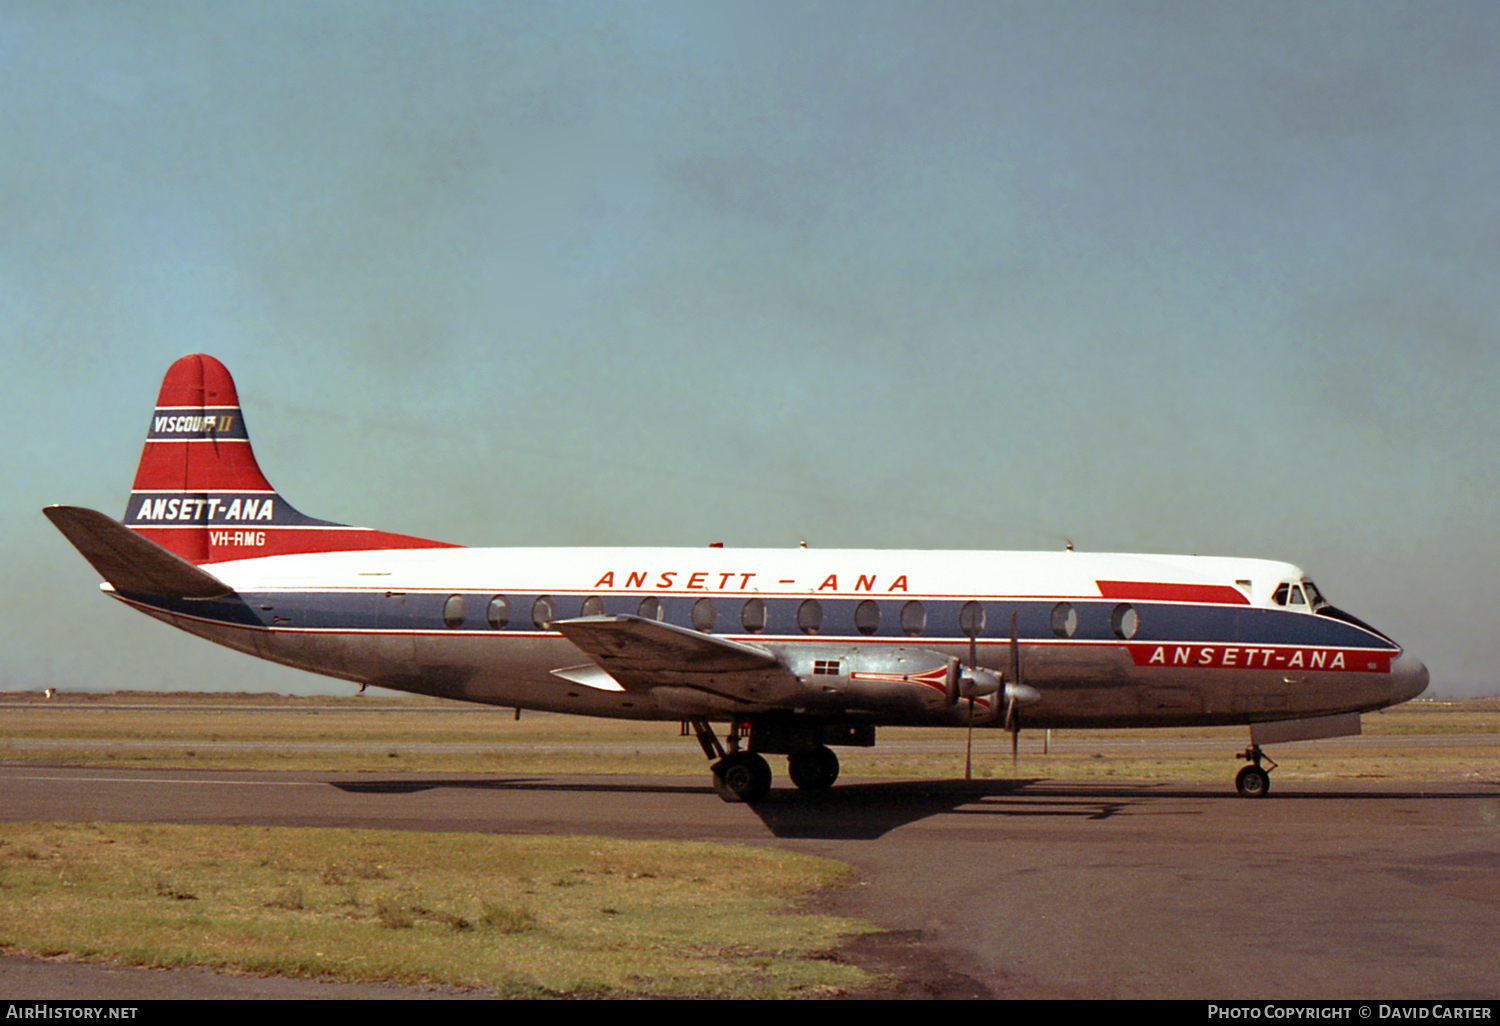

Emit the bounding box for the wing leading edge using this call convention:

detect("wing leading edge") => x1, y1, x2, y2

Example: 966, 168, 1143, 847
553, 614, 803, 704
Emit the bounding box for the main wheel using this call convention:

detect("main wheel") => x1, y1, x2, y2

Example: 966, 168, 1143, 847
787, 747, 840, 790
1235, 765, 1270, 798
712, 752, 772, 803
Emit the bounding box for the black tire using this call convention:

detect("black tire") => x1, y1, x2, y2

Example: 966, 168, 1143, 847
787, 747, 840, 790
712, 753, 772, 803
1236, 765, 1270, 798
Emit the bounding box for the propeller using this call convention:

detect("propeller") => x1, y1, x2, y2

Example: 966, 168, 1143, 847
1007, 611, 1023, 768
964, 605, 979, 780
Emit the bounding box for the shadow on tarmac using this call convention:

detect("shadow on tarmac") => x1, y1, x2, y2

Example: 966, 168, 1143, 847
328, 775, 1500, 839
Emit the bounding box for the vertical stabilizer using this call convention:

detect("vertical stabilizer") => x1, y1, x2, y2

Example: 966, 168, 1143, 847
125, 354, 456, 564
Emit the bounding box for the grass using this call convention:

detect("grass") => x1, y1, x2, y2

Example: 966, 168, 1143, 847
0, 822, 875, 998
1, 693, 1496, 783
1, 693, 1495, 995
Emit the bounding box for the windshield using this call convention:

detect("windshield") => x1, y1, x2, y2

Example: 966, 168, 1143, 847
1302, 580, 1329, 610
1272, 579, 1330, 611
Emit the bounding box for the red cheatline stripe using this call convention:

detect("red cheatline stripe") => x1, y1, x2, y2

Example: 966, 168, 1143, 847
1095, 580, 1250, 605
131, 526, 458, 564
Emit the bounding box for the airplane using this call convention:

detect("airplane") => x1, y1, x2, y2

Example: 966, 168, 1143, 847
45, 354, 1429, 802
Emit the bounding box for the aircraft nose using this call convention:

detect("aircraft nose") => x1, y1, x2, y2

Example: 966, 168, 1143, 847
1390, 653, 1429, 703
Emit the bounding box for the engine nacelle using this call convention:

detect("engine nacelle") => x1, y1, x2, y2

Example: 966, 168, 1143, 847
774, 645, 962, 713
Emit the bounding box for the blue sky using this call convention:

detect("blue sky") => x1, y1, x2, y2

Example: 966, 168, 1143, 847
3, 1, 1496, 695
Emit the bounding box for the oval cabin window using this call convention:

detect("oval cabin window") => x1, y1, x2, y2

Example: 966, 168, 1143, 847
1051, 602, 1077, 639
797, 599, 823, 635
959, 601, 985, 637
691, 597, 716, 632
741, 598, 767, 634
532, 596, 555, 630
442, 594, 466, 629
487, 596, 509, 629
900, 600, 926, 637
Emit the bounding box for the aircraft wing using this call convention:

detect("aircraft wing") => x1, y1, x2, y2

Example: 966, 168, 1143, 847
44, 505, 233, 599
553, 614, 804, 704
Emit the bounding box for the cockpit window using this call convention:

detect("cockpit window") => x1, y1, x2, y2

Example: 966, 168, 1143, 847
1273, 580, 1328, 611
1303, 580, 1328, 609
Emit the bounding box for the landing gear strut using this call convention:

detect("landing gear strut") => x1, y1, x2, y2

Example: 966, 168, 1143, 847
689, 719, 773, 803
1234, 743, 1277, 798
713, 751, 772, 803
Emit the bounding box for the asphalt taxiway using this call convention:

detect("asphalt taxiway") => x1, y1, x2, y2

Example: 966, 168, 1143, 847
2, 766, 1498, 999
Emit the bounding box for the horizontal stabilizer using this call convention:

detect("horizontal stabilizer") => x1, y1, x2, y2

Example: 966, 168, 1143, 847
44, 505, 233, 599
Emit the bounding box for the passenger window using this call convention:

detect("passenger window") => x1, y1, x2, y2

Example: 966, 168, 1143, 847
900, 600, 926, 637
797, 599, 823, 635
854, 600, 880, 636
442, 594, 466, 629
691, 597, 716, 632
1050, 602, 1077, 639
637, 596, 663, 621
532, 596, 555, 630
741, 598, 767, 634
1110, 603, 1139, 640
487, 595, 509, 629
581, 595, 605, 617
959, 601, 985, 638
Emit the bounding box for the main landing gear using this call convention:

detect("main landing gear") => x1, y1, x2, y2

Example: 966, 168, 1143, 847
787, 746, 840, 791
714, 751, 773, 803
1234, 743, 1277, 798
686, 719, 842, 803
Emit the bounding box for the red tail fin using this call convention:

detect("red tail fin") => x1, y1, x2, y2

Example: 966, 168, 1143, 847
125, 354, 457, 564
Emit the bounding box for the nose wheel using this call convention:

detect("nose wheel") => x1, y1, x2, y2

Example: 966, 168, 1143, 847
1234, 743, 1276, 798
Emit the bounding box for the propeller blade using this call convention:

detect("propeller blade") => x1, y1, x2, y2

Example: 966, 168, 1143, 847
965, 603, 979, 780
965, 697, 974, 780
1008, 611, 1023, 768
1009, 611, 1020, 692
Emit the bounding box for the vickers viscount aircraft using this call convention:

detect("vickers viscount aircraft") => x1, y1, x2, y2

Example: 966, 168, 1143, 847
47, 355, 1428, 801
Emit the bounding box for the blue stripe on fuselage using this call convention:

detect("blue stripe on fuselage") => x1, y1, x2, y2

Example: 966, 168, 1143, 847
116, 590, 1399, 650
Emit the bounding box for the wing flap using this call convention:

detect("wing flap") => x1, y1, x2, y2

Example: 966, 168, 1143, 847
44, 505, 233, 599
553, 615, 803, 703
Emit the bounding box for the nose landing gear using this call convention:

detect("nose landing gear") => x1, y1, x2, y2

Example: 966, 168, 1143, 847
1234, 743, 1277, 798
